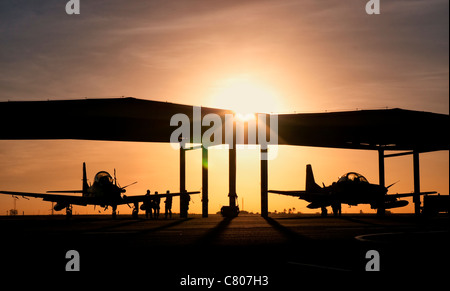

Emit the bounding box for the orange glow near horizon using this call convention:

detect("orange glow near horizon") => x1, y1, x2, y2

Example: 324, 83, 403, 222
0, 139, 447, 216
209, 75, 284, 114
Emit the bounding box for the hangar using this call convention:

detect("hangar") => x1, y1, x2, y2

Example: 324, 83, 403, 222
0, 97, 448, 216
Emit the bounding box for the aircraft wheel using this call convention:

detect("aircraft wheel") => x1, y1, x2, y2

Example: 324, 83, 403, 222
321, 207, 328, 217
376, 207, 385, 216
66, 206, 72, 219
111, 205, 118, 219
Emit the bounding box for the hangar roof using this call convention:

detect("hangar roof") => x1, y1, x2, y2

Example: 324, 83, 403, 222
0, 97, 448, 151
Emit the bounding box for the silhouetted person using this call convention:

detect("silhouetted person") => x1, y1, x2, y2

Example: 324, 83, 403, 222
332, 202, 341, 216
153, 191, 160, 219
164, 190, 173, 219
144, 189, 152, 219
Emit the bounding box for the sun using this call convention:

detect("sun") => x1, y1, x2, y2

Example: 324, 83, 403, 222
209, 76, 282, 115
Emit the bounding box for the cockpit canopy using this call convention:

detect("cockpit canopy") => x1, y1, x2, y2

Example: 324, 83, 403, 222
94, 171, 113, 184
338, 172, 369, 183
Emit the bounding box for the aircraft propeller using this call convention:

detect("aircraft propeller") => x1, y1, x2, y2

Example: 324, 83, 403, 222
122, 181, 138, 189
113, 168, 138, 191
386, 180, 400, 189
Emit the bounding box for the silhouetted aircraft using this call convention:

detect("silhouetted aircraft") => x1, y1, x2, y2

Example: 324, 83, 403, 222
0, 163, 200, 219
269, 164, 436, 216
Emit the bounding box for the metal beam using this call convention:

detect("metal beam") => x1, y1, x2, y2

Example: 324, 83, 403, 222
413, 150, 421, 215
202, 145, 208, 217
378, 149, 385, 187
384, 149, 439, 158
179, 146, 187, 218
377, 149, 385, 216
228, 133, 237, 208
383, 151, 414, 158
261, 148, 268, 218
227, 115, 238, 209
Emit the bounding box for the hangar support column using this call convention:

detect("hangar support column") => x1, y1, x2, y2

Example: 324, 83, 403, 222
180, 146, 187, 218
261, 148, 268, 218
228, 121, 237, 208
259, 113, 270, 218
202, 145, 209, 217
377, 149, 386, 216
413, 150, 421, 215
378, 149, 385, 188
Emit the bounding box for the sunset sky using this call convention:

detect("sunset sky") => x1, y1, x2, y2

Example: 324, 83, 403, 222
0, 0, 448, 215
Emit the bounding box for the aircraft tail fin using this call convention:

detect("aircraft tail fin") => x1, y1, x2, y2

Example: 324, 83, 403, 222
305, 164, 322, 193
82, 162, 88, 196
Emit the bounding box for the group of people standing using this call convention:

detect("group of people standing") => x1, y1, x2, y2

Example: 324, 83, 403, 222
144, 189, 173, 219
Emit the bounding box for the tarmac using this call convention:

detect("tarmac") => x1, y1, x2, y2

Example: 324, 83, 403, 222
0, 213, 448, 284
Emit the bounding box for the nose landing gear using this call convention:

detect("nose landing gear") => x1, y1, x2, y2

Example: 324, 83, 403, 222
112, 205, 117, 219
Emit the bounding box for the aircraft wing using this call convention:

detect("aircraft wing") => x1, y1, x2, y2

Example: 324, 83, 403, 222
0, 190, 89, 206
268, 190, 306, 197
386, 191, 437, 199
46, 190, 84, 193
268, 189, 332, 207
0, 190, 201, 206
121, 191, 201, 204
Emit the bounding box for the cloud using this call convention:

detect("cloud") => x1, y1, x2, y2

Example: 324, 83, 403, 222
0, 0, 447, 113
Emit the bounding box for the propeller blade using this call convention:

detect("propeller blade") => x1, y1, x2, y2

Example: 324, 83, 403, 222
386, 180, 400, 189
122, 181, 138, 189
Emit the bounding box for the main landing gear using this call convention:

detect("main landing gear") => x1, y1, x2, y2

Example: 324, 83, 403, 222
320, 203, 342, 217
65, 205, 73, 219
132, 202, 139, 219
